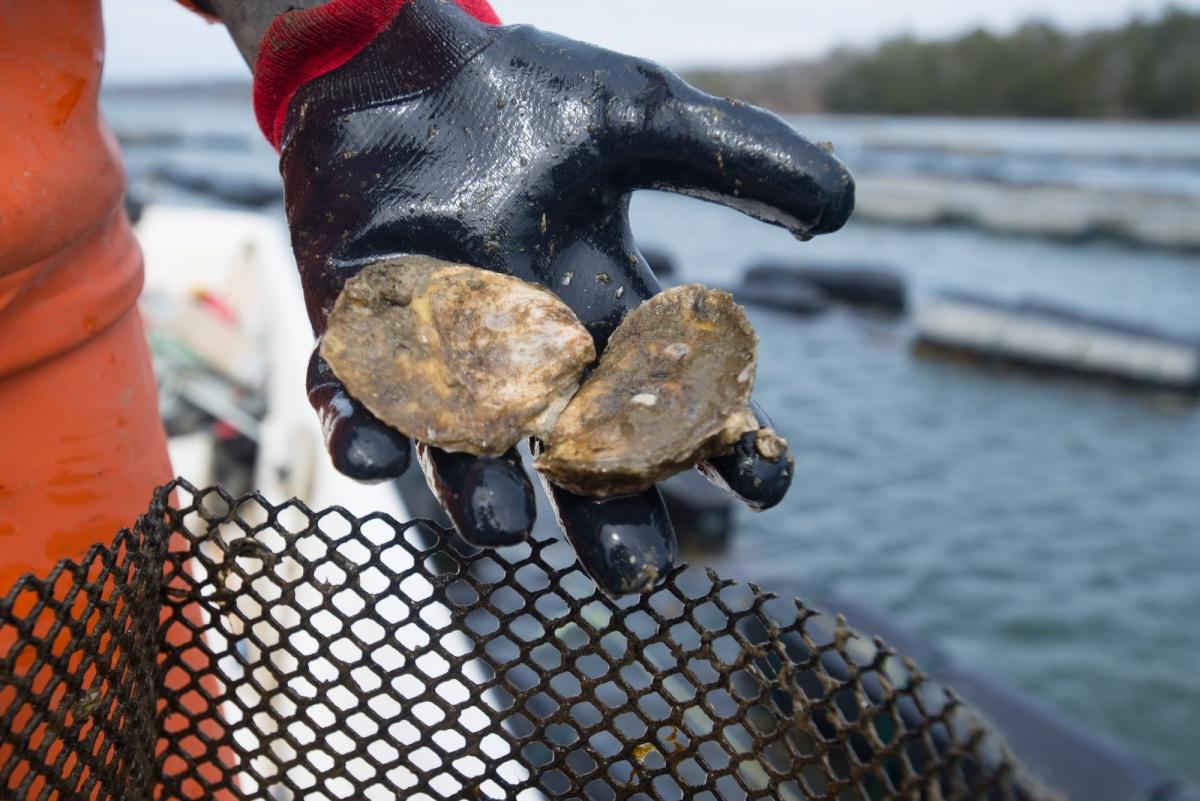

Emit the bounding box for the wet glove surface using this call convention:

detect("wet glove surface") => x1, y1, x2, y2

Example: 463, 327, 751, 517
283, 0, 854, 596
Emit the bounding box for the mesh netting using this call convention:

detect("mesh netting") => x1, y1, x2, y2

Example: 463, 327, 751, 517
1, 480, 1057, 801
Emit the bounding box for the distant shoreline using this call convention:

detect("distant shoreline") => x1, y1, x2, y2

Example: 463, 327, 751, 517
685, 8, 1200, 120
101, 9, 1200, 123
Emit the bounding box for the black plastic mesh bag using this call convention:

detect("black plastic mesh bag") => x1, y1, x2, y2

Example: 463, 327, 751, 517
1, 480, 1056, 800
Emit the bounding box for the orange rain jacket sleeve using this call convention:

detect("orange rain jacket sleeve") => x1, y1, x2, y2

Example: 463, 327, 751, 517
0, 0, 171, 587
1, 7, 240, 798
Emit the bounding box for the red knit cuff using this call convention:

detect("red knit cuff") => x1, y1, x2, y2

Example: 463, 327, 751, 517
252, 0, 501, 150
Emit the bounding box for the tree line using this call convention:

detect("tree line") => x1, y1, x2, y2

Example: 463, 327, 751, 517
686, 8, 1200, 118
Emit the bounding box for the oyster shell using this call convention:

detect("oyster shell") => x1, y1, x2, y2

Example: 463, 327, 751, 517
321, 256, 595, 457
535, 285, 759, 497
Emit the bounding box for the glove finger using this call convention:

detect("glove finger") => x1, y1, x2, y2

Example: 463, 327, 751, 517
612, 67, 854, 239
307, 351, 412, 483
538, 474, 677, 598
696, 400, 794, 512
416, 443, 535, 547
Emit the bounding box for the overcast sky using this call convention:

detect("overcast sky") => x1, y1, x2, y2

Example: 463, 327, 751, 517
103, 0, 1199, 84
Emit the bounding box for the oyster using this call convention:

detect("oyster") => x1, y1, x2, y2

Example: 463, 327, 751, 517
321, 256, 595, 457
535, 285, 760, 497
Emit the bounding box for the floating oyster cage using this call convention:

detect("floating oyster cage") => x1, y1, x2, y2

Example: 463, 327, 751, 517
1, 480, 1057, 800
915, 291, 1200, 393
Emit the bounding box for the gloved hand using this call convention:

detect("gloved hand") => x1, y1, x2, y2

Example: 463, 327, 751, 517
281, 0, 854, 595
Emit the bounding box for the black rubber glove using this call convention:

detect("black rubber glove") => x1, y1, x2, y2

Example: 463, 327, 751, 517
283, 0, 854, 595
